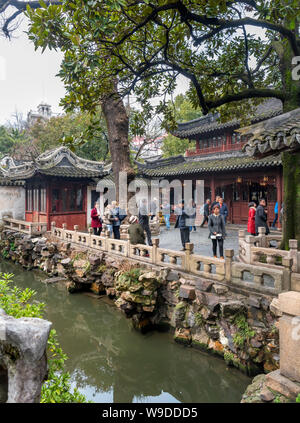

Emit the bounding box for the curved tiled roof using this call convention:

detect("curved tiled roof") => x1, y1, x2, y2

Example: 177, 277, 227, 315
173, 98, 283, 139
241, 107, 300, 158
0, 147, 106, 180
137, 152, 281, 177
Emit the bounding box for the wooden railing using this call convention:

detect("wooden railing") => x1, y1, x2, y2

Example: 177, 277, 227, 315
2, 217, 47, 236
49, 222, 293, 295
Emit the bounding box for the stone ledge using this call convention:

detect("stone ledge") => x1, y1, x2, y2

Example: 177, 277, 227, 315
265, 370, 300, 400
279, 291, 300, 317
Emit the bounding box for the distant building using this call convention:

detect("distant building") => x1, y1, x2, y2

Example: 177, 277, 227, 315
27, 102, 53, 127
131, 134, 166, 159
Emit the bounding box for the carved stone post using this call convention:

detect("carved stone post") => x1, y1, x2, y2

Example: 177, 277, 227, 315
225, 249, 234, 283
258, 227, 267, 247
50, 221, 56, 235
62, 223, 67, 241
265, 292, 300, 400
288, 239, 299, 273
282, 257, 292, 291
184, 243, 194, 272
73, 225, 79, 243
244, 235, 256, 264
152, 238, 159, 265
88, 227, 93, 248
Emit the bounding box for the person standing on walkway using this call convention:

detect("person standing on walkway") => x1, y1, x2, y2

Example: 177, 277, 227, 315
103, 204, 114, 237
111, 201, 126, 240
91, 201, 102, 236
247, 202, 256, 236
174, 200, 190, 251
219, 197, 228, 224
271, 202, 279, 229
161, 199, 171, 230
208, 205, 226, 259
150, 197, 158, 221
210, 195, 220, 214
138, 198, 153, 246
128, 215, 145, 245
255, 198, 270, 235
187, 199, 197, 232
200, 199, 210, 227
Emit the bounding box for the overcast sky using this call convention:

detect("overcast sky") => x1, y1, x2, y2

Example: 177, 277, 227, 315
0, 18, 66, 125
0, 16, 189, 127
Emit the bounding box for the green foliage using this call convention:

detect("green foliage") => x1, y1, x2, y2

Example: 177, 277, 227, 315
0, 126, 29, 158
195, 312, 204, 326
0, 272, 88, 403
162, 134, 194, 158
224, 350, 235, 364
296, 393, 300, 403
28, 111, 109, 162
233, 314, 255, 348
25, 0, 300, 129
118, 268, 142, 285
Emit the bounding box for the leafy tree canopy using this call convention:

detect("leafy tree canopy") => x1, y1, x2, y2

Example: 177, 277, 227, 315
25, 0, 300, 129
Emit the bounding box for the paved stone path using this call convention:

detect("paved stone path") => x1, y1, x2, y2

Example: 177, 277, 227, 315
157, 225, 239, 258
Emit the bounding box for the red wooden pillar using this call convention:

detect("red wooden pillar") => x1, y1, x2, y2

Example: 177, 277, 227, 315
276, 168, 283, 228
46, 182, 51, 231
196, 139, 200, 152
210, 175, 215, 201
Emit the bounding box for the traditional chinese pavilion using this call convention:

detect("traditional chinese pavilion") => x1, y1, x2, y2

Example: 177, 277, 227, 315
137, 99, 284, 226
0, 147, 106, 230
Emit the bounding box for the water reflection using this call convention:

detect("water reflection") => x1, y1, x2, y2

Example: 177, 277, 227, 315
0, 260, 250, 403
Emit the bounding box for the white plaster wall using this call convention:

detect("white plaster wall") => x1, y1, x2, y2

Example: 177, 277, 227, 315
0, 186, 25, 221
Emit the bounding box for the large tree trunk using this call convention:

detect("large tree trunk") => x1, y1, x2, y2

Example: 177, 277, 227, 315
101, 81, 135, 207
279, 35, 300, 249
282, 151, 300, 249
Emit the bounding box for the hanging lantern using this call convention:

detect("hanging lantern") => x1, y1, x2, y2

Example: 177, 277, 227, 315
236, 176, 242, 183
263, 175, 269, 182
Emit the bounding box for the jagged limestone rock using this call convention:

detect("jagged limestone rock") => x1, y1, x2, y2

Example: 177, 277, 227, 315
0, 308, 51, 403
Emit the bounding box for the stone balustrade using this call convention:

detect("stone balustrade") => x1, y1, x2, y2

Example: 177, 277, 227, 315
48, 222, 294, 296
239, 229, 300, 286
2, 217, 47, 236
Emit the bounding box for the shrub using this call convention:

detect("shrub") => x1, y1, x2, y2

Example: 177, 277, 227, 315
233, 314, 255, 348
0, 272, 88, 403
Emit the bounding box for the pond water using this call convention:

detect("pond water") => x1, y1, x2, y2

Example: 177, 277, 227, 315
0, 260, 251, 403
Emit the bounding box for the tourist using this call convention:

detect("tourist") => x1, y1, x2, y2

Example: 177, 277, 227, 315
279, 203, 284, 225
161, 199, 171, 230
219, 197, 228, 224
103, 204, 114, 237
187, 199, 197, 232
255, 198, 270, 235
174, 199, 190, 251
247, 202, 256, 236
111, 201, 126, 240
138, 198, 153, 246
91, 201, 102, 236
128, 215, 146, 245
208, 205, 226, 259
210, 195, 220, 214
200, 199, 211, 227
150, 197, 158, 221
271, 201, 279, 229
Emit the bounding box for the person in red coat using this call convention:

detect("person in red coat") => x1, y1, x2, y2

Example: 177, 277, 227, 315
247, 202, 256, 235
91, 202, 102, 236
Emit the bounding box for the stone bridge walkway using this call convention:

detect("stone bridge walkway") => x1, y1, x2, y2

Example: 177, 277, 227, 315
158, 226, 239, 257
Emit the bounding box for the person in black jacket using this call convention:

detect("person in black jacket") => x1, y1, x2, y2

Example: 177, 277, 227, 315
174, 200, 190, 251
200, 199, 211, 227
208, 205, 226, 258
255, 198, 270, 235
138, 198, 153, 246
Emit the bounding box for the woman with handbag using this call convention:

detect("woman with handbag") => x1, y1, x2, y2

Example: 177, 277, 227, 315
91, 201, 103, 236
208, 205, 226, 259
